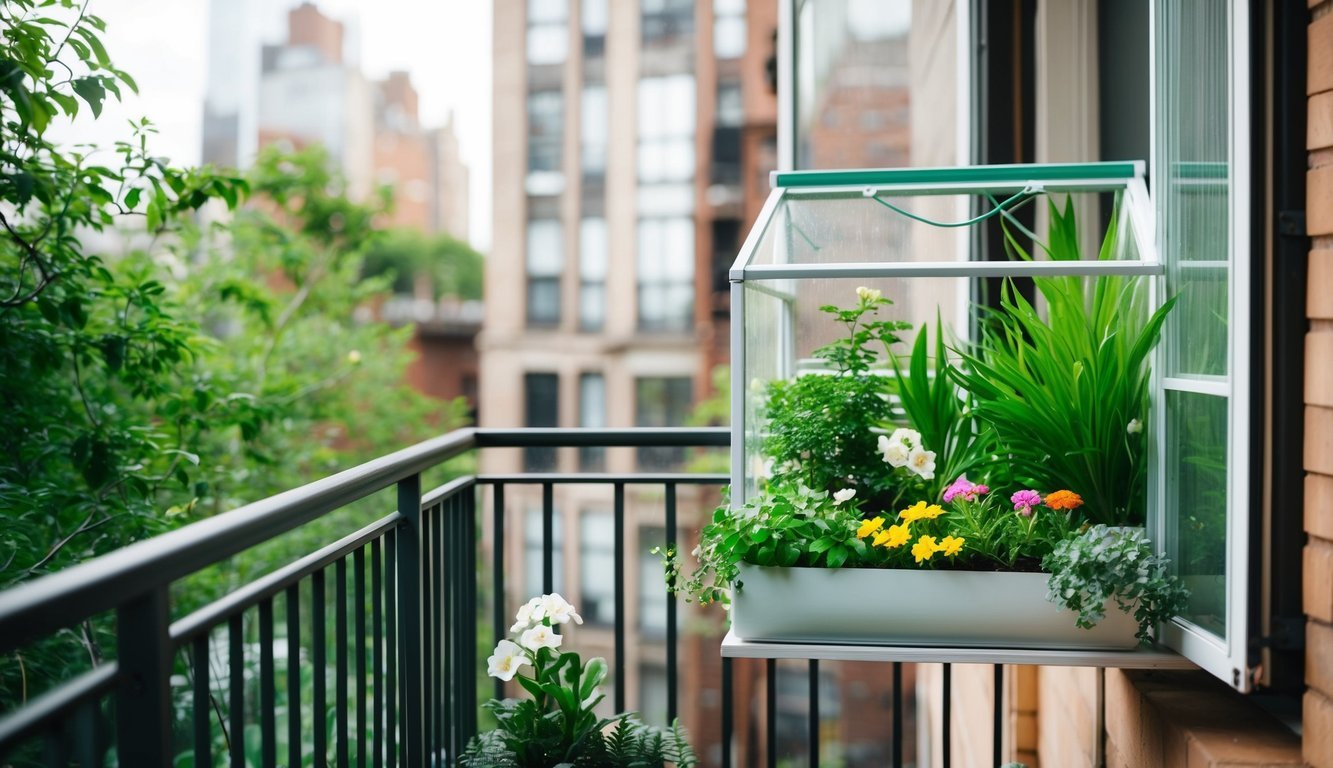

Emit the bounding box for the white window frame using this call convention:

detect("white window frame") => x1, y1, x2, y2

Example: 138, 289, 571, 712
1151, 0, 1253, 692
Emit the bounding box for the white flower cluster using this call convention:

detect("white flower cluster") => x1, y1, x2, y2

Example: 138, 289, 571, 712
877, 427, 936, 480
486, 593, 584, 682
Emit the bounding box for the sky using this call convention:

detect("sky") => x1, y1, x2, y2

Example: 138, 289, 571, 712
49, 0, 494, 251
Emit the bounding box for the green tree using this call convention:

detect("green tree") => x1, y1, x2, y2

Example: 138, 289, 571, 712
361, 226, 484, 301
0, 3, 469, 724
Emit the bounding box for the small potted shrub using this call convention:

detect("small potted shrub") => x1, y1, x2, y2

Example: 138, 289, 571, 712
462, 593, 698, 767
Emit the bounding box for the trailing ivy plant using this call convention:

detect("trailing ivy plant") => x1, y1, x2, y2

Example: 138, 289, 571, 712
1042, 525, 1189, 645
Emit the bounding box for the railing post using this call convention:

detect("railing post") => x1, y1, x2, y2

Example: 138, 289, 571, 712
116, 586, 172, 766
396, 473, 424, 768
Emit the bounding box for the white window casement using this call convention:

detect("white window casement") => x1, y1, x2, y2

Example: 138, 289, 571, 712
770, 0, 1258, 690
1153, 0, 1254, 692
527, 0, 569, 65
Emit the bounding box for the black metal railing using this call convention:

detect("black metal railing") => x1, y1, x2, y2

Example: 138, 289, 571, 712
0, 427, 1003, 768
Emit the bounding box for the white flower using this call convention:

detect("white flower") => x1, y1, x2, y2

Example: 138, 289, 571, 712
486, 639, 530, 681
346, 350, 362, 365
520, 624, 563, 652
878, 434, 910, 468
539, 593, 583, 626
888, 428, 921, 448
833, 489, 856, 504
510, 596, 543, 633
1127, 418, 1143, 435
906, 446, 937, 480
856, 286, 882, 303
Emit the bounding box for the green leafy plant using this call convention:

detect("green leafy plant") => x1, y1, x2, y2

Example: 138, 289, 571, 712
952, 198, 1175, 526
462, 594, 697, 768
762, 287, 918, 509
1042, 525, 1189, 644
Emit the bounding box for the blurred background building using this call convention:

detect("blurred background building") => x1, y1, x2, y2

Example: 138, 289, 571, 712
201, 0, 480, 414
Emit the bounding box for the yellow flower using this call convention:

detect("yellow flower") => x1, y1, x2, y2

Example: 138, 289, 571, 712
899, 501, 945, 522
937, 535, 965, 557
857, 517, 885, 539
911, 535, 938, 563
873, 522, 911, 549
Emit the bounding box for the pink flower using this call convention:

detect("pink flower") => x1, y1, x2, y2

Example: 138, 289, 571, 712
1011, 489, 1042, 517
943, 476, 990, 504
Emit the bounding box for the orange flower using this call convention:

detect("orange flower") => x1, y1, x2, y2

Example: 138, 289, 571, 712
1044, 490, 1084, 511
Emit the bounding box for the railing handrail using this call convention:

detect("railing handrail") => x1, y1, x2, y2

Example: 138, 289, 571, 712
0, 427, 730, 654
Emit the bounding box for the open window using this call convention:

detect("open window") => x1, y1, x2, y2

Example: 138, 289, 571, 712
762, 0, 1258, 690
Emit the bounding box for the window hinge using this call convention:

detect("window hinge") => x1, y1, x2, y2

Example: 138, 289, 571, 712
1278, 210, 1306, 237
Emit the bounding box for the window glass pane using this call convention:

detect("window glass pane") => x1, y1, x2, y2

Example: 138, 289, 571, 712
580, 511, 614, 624
524, 373, 559, 469
581, 85, 608, 175
579, 217, 608, 278
529, 0, 568, 23
637, 217, 694, 332
638, 665, 669, 727
579, 285, 605, 331
524, 507, 563, 598
639, 526, 668, 633
1163, 391, 1228, 637
642, 0, 693, 46
527, 25, 568, 65
1159, 2, 1228, 378
527, 219, 564, 274
527, 279, 561, 326
714, 15, 746, 59
795, 0, 914, 170
528, 90, 564, 174
582, 0, 608, 34
579, 373, 606, 467
635, 378, 693, 467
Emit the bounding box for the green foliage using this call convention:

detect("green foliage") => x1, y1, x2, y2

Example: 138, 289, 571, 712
1042, 525, 1189, 645
464, 595, 696, 768
361, 227, 483, 300
0, 3, 470, 725
952, 199, 1175, 526
889, 318, 995, 499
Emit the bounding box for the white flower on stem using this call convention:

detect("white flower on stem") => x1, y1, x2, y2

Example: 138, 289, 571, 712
888, 428, 921, 449
486, 640, 530, 681
510, 596, 543, 633
833, 489, 856, 504
906, 446, 937, 480
520, 624, 564, 652
539, 593, 583, 626
878, 434, 909, 468
1126, 418, 1143, 435
346, 350, 362, 365
856, 286, 882, 303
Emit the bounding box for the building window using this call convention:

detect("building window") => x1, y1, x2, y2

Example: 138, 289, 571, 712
638, 75, 695, 183
637, 217, 694, 333
712, 80, 743, 184
638, 525, 668, 634
527, 219, 563, 327
582, 0, 607, 57
523, 372, 559, 471
527, 0, 569, 65
578, 217, 607, 331
638, 664, 670, 727
527, 89, 564, 193
579, 511, 614, 624
711, 217, 742, 296
713, 0, 746, 59
641, 0, 694, 47
1154, 0, 1250, 687
635, 377, 693, 468
524, 506, 563, 597
578, 372, 606, 470
581, 85, 608, 179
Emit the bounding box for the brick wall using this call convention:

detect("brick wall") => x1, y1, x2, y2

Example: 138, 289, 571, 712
1306, 4, 1333, 765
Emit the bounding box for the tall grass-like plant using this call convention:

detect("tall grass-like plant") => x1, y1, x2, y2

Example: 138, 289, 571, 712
952, 199, 1175, 526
